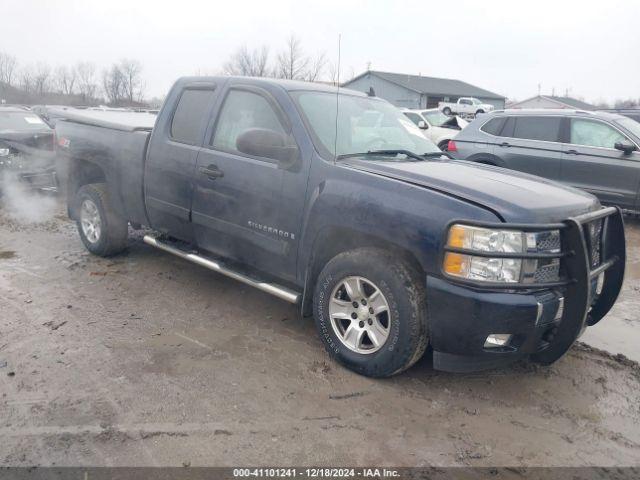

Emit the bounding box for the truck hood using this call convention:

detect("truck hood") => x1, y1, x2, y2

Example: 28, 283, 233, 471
340, 158, 600, 223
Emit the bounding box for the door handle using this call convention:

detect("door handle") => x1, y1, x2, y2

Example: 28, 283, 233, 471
198, 164, 224, 179
565, 149, 579, 155
499, 142, 511, 147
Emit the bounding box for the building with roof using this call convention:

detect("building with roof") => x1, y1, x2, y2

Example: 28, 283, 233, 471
341, 70, 506, 110
507, 95, 597, 111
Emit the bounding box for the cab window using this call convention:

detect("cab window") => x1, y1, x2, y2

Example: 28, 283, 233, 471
211, 89, 293, 160
171, 89, 216, 144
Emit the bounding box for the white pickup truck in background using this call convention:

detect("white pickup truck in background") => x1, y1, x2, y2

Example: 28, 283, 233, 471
439, 97, 495, 117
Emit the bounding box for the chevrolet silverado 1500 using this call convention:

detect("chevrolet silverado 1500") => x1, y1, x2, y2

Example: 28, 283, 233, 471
55, 77, 626, 377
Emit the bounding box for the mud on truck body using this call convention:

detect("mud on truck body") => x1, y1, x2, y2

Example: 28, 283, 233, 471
55, 77, 626, 377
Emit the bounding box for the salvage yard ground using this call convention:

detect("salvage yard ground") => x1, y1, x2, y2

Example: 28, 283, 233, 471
1, 199, 639, 467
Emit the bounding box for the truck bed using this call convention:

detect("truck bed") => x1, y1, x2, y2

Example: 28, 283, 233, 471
48, 108, 157, 132
56, 110, 154, 226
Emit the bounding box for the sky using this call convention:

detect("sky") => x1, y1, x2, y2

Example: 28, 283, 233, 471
2, 0, 639, 103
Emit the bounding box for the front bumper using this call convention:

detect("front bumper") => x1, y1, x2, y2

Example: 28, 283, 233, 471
428, 207, 626, 373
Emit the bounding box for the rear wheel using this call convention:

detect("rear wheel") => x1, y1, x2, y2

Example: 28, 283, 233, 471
443, 107, 452, 116
75, 183, 128, 257
313, 248, 428, 377
475, 109, 485, 116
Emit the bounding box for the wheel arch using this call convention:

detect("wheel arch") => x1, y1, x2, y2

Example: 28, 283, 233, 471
67, 158, 107, 220
300, 226, 425, 316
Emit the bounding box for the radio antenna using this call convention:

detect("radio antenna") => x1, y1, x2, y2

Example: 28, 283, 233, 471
333, 34, 341, 164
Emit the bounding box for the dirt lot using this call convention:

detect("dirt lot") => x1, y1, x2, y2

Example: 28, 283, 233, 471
1, 197, 639, 467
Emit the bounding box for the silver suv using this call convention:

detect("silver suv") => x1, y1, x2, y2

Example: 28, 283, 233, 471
450, 109, 640, 213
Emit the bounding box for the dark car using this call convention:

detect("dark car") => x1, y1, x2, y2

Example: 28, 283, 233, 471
449, 109, 640, 214
0, 106, 57, 191
55, 78, 625, 377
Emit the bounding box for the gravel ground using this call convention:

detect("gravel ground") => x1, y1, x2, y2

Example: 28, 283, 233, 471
0, 196, 639, 467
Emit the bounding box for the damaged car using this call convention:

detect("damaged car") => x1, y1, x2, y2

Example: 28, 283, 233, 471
0, 106, 57, 192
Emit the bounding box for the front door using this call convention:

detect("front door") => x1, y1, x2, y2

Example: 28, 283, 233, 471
561, 117, 640, 210
191, 85, 306, 282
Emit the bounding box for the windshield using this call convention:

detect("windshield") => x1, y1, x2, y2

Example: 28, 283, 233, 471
615, 117, 640, 141
295, 91, 440, 158
0, 112, 48, 131
422, 110, 450, 126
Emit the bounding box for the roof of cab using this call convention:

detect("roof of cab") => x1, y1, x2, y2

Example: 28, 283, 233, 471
175, 76, 367, 96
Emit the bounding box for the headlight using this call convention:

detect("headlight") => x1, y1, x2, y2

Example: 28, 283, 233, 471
444, 225, 523, 283
443, 224, 560, 284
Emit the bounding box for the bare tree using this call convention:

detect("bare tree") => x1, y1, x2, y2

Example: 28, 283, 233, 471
76, 61, 97, 102
326, 61, 339, 85
33, 62, 51, 97
275, 35, 310, 80
102, 64, 125, 104
304, 52, 327, 82
20, 65, 35, 94
614, 98, 640, 109
223, 45, 270, 77
0, 52, 18, 86
55, 65, 77, 95
119, 58, 144, 104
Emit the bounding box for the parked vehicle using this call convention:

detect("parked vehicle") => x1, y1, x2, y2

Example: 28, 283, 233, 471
0, 106, 57, 191
55, 77, 625, 377
402, 108, 468, 151
439, 97, 494, 117
450, 109, 640, 214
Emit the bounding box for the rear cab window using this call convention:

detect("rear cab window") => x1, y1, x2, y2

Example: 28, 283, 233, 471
170, 88, 217, 144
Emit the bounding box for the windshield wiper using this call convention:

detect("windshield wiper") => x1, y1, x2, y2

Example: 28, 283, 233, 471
423, 151, 452, 159
337, 149, 426, 161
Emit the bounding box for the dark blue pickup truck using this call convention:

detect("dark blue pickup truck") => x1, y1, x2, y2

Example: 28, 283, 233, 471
55, 77, 626, 377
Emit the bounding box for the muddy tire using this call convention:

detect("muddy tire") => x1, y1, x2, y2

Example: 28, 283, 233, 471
75, 183, 128, 257
313, 248, 428, 377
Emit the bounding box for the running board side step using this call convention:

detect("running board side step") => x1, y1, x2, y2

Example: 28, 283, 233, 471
143, 235, 301, 304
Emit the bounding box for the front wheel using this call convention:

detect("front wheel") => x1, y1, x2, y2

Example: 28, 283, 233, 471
75, 183, 128, 257
313, 248, 428, 377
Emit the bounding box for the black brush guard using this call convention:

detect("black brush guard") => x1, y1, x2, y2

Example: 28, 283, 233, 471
443, 206, 626, 364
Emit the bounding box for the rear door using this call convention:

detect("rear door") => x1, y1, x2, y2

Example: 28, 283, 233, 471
144, 84, 219, 241
493, 115, 564, 179
560, 117, 640, 210
191, 83, 306, 282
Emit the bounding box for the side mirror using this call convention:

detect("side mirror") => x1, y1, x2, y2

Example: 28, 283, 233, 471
236, 128, 299, 167
614, 141, 637, 155
417, 120, 429, 130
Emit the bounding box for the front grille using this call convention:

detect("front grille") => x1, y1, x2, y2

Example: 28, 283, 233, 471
534, 262, 560, 283
584, 219, 604, 267
536, 230, 561, 252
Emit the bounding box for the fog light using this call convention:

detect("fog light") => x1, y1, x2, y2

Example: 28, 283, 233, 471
484, 334, 512, 348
